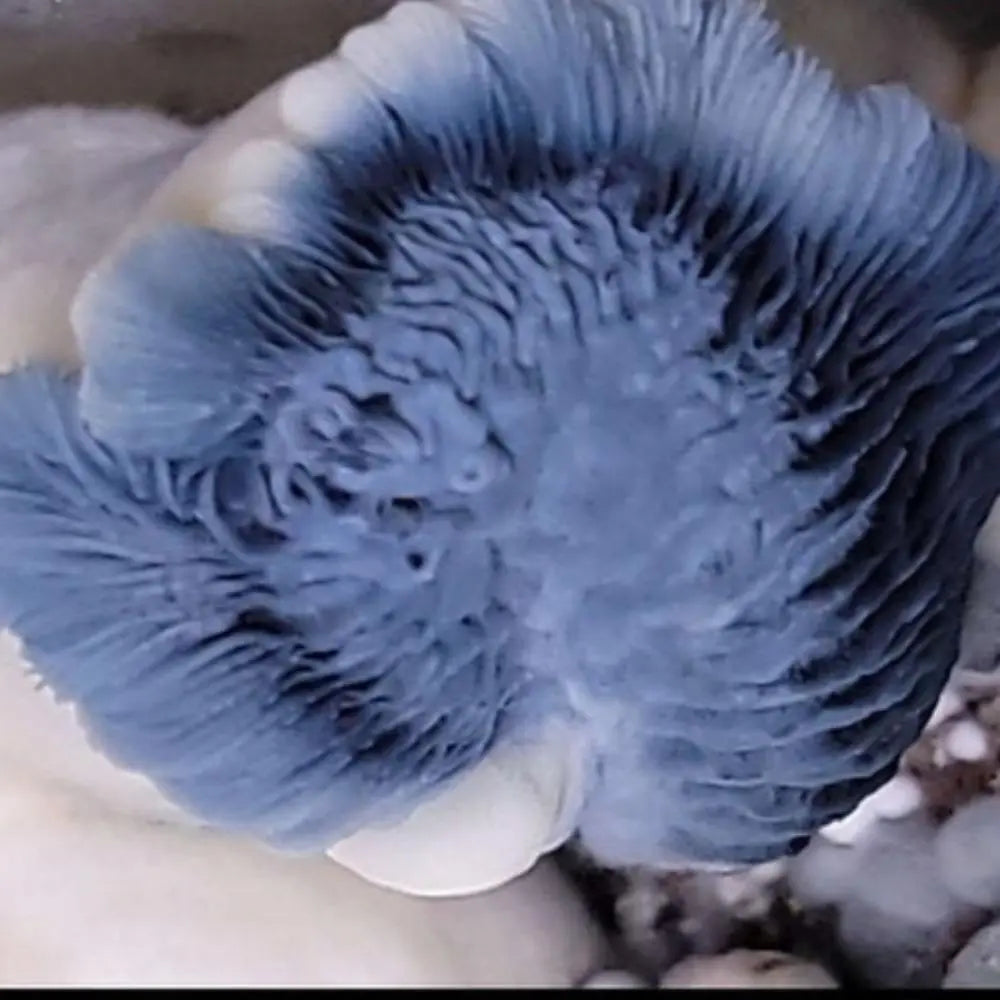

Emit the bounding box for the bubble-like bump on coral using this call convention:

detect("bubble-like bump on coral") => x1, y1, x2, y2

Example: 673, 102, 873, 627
210, 138, 313, 238
327, 724, 584, 896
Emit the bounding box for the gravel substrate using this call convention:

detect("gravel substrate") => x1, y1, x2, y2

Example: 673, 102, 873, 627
567, 672, 1000, 988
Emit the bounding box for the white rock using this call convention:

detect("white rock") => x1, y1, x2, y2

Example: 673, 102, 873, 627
945, 920, 1000, 988
582, 970, 646, 988
943, 720, 991, 762
0, 795, 605, 986
851, 818, 957, 929
838, 900, 949, 989
935, 797, 1000, 909
787, 835, 860, 908
659, 950, 836, 989
713, 871, 774, 921
0, 632, 608, 985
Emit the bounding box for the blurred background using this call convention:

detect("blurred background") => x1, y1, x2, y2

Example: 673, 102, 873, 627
0, 0, 393, 121
2, 0, 1000, 152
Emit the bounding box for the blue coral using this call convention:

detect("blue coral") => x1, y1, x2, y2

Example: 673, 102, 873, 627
2, 0, 1000, 866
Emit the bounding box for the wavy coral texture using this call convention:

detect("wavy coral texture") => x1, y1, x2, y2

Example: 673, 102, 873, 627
1, 0, 1000, 868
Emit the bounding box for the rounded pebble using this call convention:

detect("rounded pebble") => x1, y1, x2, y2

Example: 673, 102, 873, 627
945, 920, 1000, 988
659, 950, 837, 989
851, 819, 957, 929
944, 719, 991, 762
712, 867, 779, 920
582, 970, 646, 989
787, 836, 859, 908
838, 900, 948, 989
935, 797, 1000, 909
